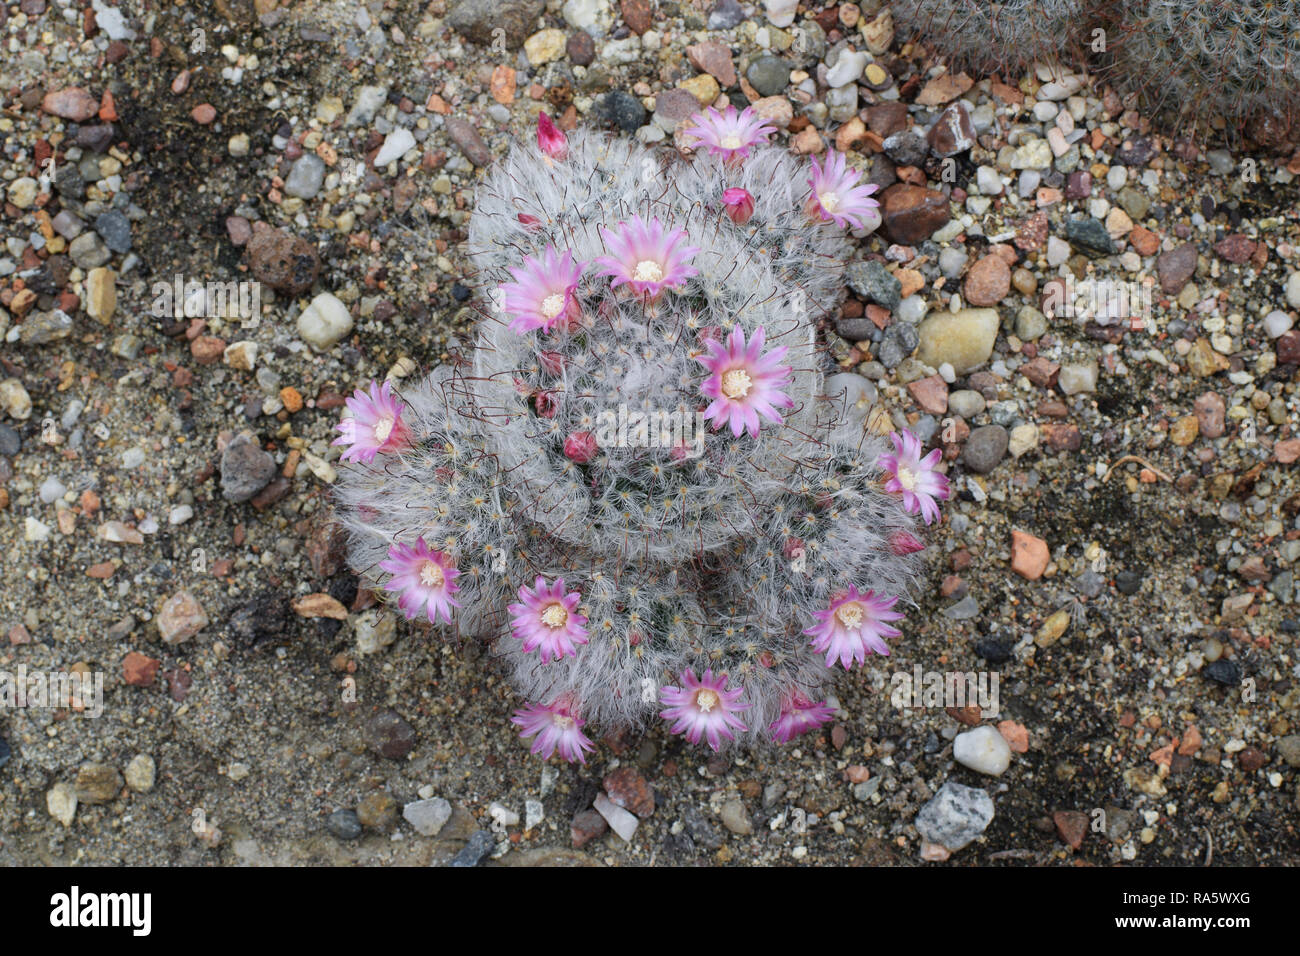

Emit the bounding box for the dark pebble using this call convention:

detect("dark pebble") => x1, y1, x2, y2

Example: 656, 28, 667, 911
975, 637, 1012, 664
449, 829, 495, 867
326, 809, 363, 840
876, 321, 918, 368
0, 424, 20, 457
882, 130, 929, 167
566, 31, 595, 66
219, 432, 276, 502
94, 210, 132, 253
1063, 218, 1117, 257
1116, 570, 1142, 595
1203, 659, 1241, 686
451, 283, 471, 302
75, 123, 117, 152
963, 425, 1009, 474
745, 55, 792, 98
594, 90, 646, 133
366, 708, 417, 760
227, 589, 293, 647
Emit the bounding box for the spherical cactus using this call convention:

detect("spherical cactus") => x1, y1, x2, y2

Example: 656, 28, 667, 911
1103, 0, 1300, 141
893, 0, 1088, 77
333, 112, 949, 760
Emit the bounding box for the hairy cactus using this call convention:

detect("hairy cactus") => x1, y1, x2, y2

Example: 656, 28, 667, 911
333, 112, 948, 760
893, 0, 1087, 77
1104, 0, 1300, 141
894, 0, 1300, 140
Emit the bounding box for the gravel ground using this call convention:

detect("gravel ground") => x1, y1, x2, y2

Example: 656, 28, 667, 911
1, 0, 1298, 867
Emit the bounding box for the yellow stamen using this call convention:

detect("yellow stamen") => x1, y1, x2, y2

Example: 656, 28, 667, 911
836, 602, 864, 630
420, 561, 445, 588
820, 191, 840, 213
721, 135, 742, 149
540, 292, 565, 319
540, 603, 568, 628
373, 416, 395, 443
721, 368, 752, 399
696, 689, 719, 712
633, 260, 664, 283
896, 465, 917, 491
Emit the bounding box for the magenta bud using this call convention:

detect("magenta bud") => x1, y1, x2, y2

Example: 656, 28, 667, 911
722, 187, 754, 225
563, 430, 598, 463
517, 213, 543, 230
890, 531, 925, 555
539, 350, 565, 376
537, 112, 568, 160
535, 390, 558, 418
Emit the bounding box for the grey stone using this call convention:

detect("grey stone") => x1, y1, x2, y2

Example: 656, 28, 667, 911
876, 321, 918, 368
403, 798, 453, 837
68, 232, 111, 270
914, 781, 994, 852
93, 210, 131, 253
746, 56, 792, 97
882, 130, 928, 166
963, 425, 1008, 473
846, 260, 901, 310
1063, 217, 1117, 257
219, 432, 276, 503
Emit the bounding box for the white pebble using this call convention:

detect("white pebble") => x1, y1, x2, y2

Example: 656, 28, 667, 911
953, 725, 1012, 776
297, 292, 354, 351
1264, 310, 1293, 339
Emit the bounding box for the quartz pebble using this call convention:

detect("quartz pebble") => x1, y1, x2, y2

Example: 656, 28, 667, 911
953, 725, 1012, 775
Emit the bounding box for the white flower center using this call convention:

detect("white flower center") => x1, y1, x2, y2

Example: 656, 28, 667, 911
721, 368, 752, 399
633, 259, 664, 283
721, 135, 742, 149
695, 689, 718, 713
554, 714, 574, 729
540, 292, 566, 319
540, 603, 568, 628
835, 602, 864, 630
896, 465, 917, 491
820, 191, 840, 213
372, 416, 395, 443
419, 561, 445, 588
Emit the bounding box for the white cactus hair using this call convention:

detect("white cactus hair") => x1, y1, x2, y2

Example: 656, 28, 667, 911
334, 123, 938, 750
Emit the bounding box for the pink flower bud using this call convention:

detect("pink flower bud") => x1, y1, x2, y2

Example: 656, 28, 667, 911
517, 213, 543, 230
890, 531, 925, 555
563, 430, 597, 463
539, 350, 565, 376
722, 187, 754, 225
537, 112, 568, 160
535, 390, 558, 418
783, 536, 805, 560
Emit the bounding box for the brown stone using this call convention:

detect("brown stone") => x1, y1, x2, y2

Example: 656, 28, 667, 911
1213, 234, 1256, 264
1040, 423, 1082, 451
1014, 210, 1049, 252
907, 375, 948, 415
1018, 356, 1060, 388
191, 336, 226, 365
123, 651, 160, 687
865, 102, 909, 137
1052, 810, 1087, 850
603, 767, 655, 817
1276, 330, 1300, 365
41, 87, 99, 121
926, 102, 975, 157
1238, 746, 1268, 772
621, 0, 653, 34
571, 809, 607, 848
686, 40, 736, 87
1194, 391, 1225, 438
1010, 530, 1049, 580
566, 31, 595, 66
880, 184, 950, 245
1169, 415, 1199, 446
1157, 242, 1197, 294
247, 224, 320, 296
1129, 225, 1159, 256
964, 255, 1011, 306
445, 117, 492, 167
1275, 439, 1300, 464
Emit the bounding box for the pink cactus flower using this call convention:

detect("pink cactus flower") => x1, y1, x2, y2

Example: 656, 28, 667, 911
659, 668, 749, 750
507, 576, 589, 663
769, 691, 836, 743
379, 537, 461, 624
805, 150, 881, 230
499, 245, 584, 334
804, 586, 903, 668
594, 215, 700, 299
511, 695, 594, 763
879, 430, 950, 525
536, 112, 568, 160
682, 105, 775, 163
722, 187, 755, 225
890, 530, 926, 555
696, 324, 794, 438
563, 430, 598, 463
333, 379, 413, 464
